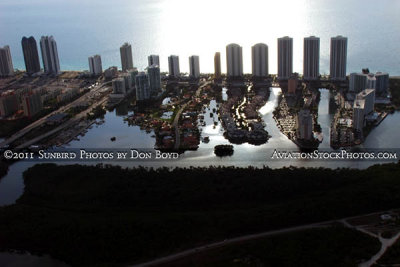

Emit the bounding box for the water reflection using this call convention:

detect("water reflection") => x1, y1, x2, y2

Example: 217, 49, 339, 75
0, 87, 400, 206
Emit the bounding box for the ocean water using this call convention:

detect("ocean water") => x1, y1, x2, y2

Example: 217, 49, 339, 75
1, 0, 399, 75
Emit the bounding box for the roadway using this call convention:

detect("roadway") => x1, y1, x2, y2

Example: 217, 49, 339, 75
0, 81, 111, 149
172, 82, 209, 150
131, 209, 399, 267
15, 95, 109, 149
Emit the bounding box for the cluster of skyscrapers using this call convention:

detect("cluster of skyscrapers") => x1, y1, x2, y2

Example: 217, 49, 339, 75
111, 43, 162, 101
1, 35, 390, 94
350, 71, 389, 95
221, 36, 349, 81
1, 36, 60, 77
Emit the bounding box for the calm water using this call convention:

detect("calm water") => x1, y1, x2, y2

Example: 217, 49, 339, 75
1, 0, 400, 75
1, 88, 400, 206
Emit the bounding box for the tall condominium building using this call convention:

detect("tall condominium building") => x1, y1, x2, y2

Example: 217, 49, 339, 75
128, 68, 139, 86
226, 43, 243, 78
353, 99, 365, 131
121, 73, 133, 90
356, 89, 375, 115
303, 36, 320, 80
40, 36, 60, 75
189, 55, 200, 79
0, 46, 14, 77
350, 73, 367, 93
251, 43, 269, 78
168, 55, 180, 78
22, 36, 41, 75
120, 42, 133, 72
112, 78, 126, 95
214, 52, 221, 79
277, 37, 293, 80
148, 55, 160, 67
135, 72, 150, 101
330, 36, 347, 81
22, 93, 43, 117
297, 109, 313, 140
147, 64, 161, 95
375, 72, 389, 95
88, 54, 102, 76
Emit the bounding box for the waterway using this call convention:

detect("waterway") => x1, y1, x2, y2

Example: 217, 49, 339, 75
1, 88, 399, 206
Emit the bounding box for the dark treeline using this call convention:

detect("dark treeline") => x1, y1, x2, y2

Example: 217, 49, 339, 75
163, 226, 381, 267
0, 162, 399, 266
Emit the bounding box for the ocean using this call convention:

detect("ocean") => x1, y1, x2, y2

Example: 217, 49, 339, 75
1, 0, 400, 75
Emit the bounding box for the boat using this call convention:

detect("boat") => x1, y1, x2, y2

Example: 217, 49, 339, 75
214, 144, 234, 157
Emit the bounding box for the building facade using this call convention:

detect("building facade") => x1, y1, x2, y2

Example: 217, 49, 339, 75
120, 42, 133, 72
189, 55, 200, 79
22, 93, 43, 117
349, 73, 367, 93
356, 89, 375, 115
148, 55, 160, 67
88, 54, 102, 76
40, 36, 60, 75
303, 36, 320, 80
112, 78, 126, 95
148, 64, 161, 95
251, 43, 269, 78
0, 93, 18, 117
353, 99, 365, 131
277, 36, 293, 80
135, 72, 150, 101
22, 36, 41, 75
330, 36, 347, 81
168, 55, 180, 78
0, 45, 14, 77
226, 43, 243, 78
375, 72, 389, 95
297, 109, 313, 140
214, 52, 221, 79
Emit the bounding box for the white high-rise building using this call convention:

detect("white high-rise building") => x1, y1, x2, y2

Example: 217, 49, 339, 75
353, 99, 365, 131
303, 36, 320, 80
147, 64, 161, 95
40, 36, 60, 75
251, 43, 268, 78
88, 54, 102, 76
0, 45, 14, 77
189, 55, 200, 79
277, 37, 293, 80
168, 55, 180, 78
356, 89, 375, 115
148, 55, 160, 67
330, 36, 347, 81
297, 109, 313, 140
120, 42, 133, 72
135, 72, 150, 101
226, 43, 243, 78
